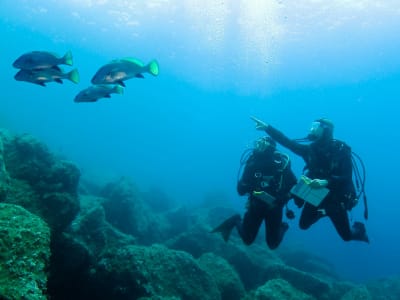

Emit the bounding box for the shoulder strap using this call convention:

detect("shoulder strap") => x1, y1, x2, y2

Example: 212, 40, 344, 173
332, 139, 350, 152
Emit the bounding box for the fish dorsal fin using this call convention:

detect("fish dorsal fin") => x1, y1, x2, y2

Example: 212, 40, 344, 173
121, 57, 144, 67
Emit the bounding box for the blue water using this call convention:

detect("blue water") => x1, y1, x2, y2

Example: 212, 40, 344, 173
1, 1, 400, 283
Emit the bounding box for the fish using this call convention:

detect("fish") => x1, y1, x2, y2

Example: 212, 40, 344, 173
14, 66, 80, 86
74, 84, 124, 103
91, 58, 159, 86
12, 50, 73, 70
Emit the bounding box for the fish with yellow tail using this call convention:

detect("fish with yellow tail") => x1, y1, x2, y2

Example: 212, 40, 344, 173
74, 84, 124, 103
91, 57, 159, 87
13, 50, 73, 70
14, 66, 80, 86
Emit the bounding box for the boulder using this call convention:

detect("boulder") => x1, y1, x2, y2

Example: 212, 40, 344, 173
1, 130, 80, 232
91, 244, 221, 299
198, 252, 245, 300
0, 203, 50, 300
245, 278, 316, 300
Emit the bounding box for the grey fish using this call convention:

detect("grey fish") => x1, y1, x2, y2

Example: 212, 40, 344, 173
91, 57, 159, 86
14, 66, 80, 86
74, 84, 124, 103
13, 50, 73, 70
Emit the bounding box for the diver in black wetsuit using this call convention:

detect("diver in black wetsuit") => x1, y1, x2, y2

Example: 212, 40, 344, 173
251, 116, 369, 243
212, 136, 299, 249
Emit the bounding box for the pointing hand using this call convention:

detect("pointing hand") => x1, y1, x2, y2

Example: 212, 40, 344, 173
250, 116, 269, 131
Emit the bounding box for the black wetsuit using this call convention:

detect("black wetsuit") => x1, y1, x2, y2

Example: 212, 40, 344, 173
237, 149, 297, 249
265, 125, 366, 242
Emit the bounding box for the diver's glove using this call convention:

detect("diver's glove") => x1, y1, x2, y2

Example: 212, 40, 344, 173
301, 175, 328, 188
250, 116, 269, 131
309, 179, 328, 188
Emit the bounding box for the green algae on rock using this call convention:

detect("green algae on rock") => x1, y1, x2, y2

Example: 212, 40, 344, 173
0, 203, 50, 300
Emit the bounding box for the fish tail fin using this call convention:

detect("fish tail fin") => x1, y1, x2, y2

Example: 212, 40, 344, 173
67, 68, 80, 84
146, 60, 159, 76
113, 85, 124, 95
63, 50, 73, 66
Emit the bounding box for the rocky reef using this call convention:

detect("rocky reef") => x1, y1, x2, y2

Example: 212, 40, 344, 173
0, 203, 50, 299
0, 127, 398, 300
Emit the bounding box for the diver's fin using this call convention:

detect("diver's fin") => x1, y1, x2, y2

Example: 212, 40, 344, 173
352, 221, 370, 243
211, 214, 241, 242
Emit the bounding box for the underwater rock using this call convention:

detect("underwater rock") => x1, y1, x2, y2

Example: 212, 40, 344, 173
201, 205, 240, 228
224, 242, 282, 290
69, 195, 136, 256
0, 203, 50, 300
138, 297, 180, 300
91, 244, 221, 300
142, 185, 176, 213
277, 248, 338, 280
262, 263, 331, 299
3, 132, 80, 195
197, 252, 245, 300
323, 280, 363, 300
0, 133, 10, 201
166, 208, 282, 290
244, 278, 316, 300
47, 233, 92, 299
47, 195, 137, 300
6, 180, 80, 232
340, 285, 372, 300
166, 220, 227, 258
100, 176, 168, 244
366, 276, 400, 299
163, 205, 192, 237
100, 176, 149, 235
166, 205, 252, 259
41, 191, 80, 232
3, 132, 58, 185
0, 130, 80, 232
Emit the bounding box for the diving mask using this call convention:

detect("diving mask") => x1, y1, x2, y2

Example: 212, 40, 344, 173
308, 121, 324, 141
254, 137, 276, 152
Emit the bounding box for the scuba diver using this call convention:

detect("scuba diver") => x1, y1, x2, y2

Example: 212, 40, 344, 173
212, 136, 299, 249
251, 116, 369, 243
